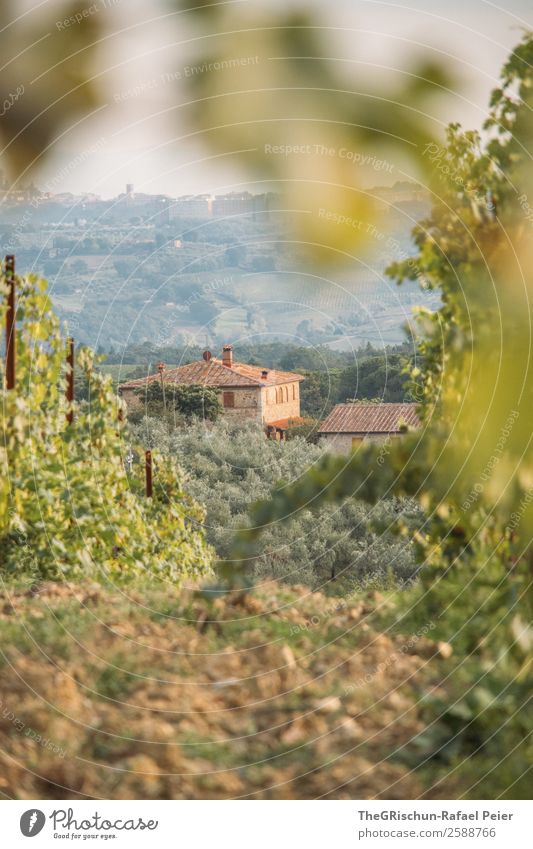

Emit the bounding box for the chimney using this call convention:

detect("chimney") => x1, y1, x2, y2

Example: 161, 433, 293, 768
261, 369, 268, 380
222, 344, 233, 368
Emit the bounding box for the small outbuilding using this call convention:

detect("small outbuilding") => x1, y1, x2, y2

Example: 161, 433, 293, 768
318, 402, 420, 454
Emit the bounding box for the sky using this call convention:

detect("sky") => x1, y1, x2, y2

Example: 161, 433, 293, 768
33, 0, 533, 199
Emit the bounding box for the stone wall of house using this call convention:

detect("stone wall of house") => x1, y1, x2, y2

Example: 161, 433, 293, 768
319, 432, 397, 454
120, 388, 142, 408
120, 381, 303, 425
220, 387, 263, 421
261, 382, 300, 423
120, 385, 263, 419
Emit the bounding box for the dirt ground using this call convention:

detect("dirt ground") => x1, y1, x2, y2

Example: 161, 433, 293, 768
0, 579, 454, 799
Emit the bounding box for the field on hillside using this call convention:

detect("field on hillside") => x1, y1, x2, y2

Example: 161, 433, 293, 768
0, 579, 458, 800
49, 262, 438, 350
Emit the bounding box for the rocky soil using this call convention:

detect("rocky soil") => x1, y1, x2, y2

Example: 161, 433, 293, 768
0, 579, 454, 799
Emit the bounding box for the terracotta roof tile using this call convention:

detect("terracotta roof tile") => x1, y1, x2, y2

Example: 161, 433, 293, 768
318, 402, 420, 434
119, 358, 304, 390
266, 416, 310, 429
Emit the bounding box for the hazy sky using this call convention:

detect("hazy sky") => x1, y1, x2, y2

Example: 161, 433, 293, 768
35, 0, 533, 198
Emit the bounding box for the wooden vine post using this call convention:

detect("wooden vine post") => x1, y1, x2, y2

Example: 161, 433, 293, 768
5, 255, 16, 390
145, 450, 153, 498
157, 361, 166, 414
66, 336, 74, 424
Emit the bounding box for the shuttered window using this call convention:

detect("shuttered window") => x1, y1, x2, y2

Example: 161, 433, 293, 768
223, 391, 235, 408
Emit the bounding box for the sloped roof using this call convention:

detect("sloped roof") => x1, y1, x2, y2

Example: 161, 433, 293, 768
119, 358, 304, 390
318, 402, 420, 434
266, 416, 311, 430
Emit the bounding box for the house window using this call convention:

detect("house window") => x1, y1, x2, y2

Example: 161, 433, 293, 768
292, 384, 296, 400
223, 391, 235, 408
284, 386, 289, 402
351, 436, 363, 449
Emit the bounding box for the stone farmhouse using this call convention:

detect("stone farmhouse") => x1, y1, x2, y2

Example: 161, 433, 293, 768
119, 345, 306, 438
318, 402, 420, 453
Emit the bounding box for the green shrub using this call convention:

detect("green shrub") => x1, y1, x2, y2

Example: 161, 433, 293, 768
133, 380, 222, 422
130, 417, 421, 590
0, 270, 214, 584
230, 35, 533, 798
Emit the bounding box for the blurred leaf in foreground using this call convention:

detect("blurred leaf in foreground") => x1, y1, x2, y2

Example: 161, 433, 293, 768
0, 1, 103, 183
174, 4, 451, 259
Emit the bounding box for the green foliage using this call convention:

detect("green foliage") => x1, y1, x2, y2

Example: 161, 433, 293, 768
0, 268, 214, 583
299, 370, 341, 418
224, 34, 533, 797
336, 355, 414, 404
299, 353, 414, 418
105, 341, 411, 370
133, 380, 222, 422
282, 419, 320, 442
233, 30, 533, 619
412, 675, 532, 799
397, 590, 533, 798
225, 244, 247, 266
130, 418, 421, 590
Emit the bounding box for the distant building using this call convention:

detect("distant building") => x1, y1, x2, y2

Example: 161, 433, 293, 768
211, 192, 262, 218
119, 345, 306, 437
166, 192, 277, 221
211, 191, 278, 220
0, 180, 42, 205
318, 402, 420, 453
168, 195, 213, 219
